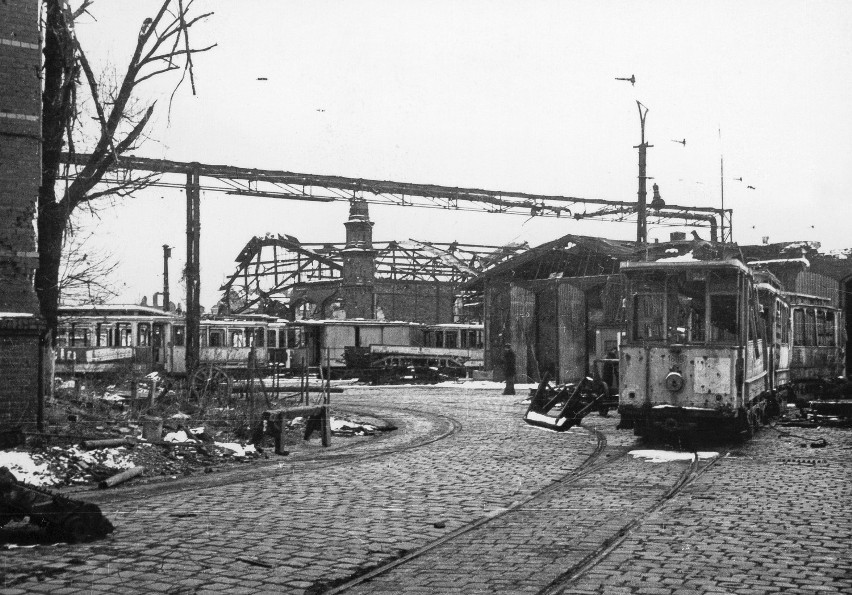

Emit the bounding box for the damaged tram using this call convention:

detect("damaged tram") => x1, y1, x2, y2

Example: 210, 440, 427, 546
618, 258, 786, 438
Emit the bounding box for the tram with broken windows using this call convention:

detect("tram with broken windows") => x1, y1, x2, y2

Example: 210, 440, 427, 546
55, 307, 484, 382
55, 306, 293, 377
617, 258, 788, 438
785, 293, 845, 401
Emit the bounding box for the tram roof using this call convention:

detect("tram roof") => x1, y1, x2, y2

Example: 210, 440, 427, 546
620, 258, 750, 274
291, 318, 423, 327
59, 304, 177, 318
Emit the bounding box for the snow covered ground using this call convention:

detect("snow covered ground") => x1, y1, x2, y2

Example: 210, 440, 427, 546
628, 450, 719, 463
0, 446, 134, 487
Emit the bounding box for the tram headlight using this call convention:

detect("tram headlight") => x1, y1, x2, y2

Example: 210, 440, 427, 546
665, 371, 685, 393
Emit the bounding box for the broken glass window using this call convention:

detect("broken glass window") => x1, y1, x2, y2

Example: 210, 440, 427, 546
709, 294, 738, 342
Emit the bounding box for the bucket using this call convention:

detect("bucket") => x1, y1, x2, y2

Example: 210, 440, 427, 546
141, 416, 163, 441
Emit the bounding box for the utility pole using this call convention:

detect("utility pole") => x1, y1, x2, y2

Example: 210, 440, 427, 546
634, 101, 652, 244
162, 244, 171, 312
185, 165, 201, 373
720, 156, 725, 243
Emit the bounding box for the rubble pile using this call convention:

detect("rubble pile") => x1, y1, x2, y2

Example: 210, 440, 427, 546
1, 378, 391, 490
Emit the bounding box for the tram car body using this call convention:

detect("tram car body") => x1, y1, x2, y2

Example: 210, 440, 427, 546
786, 293, 844, 394
618, 258, 784, 437
288, 319, 484, 380
368, 323, 485, 383
56, 305, 177, 375
55, 306, 293, 377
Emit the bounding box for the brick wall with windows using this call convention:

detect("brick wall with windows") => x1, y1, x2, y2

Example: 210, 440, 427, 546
1, 0, 43, 433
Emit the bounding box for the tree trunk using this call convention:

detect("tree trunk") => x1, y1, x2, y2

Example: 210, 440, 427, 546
35, 198, 68, 343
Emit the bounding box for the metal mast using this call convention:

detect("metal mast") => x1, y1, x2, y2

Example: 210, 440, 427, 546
635, 101, 652, 244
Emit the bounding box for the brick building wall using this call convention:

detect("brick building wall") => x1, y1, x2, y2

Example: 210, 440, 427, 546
374, 280, 457, 324
1, 0, 43, 432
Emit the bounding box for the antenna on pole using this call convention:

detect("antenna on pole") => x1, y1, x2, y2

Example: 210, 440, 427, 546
634, 101, 652, 244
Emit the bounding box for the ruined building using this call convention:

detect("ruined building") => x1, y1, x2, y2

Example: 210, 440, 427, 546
221, 198, 525, 323
0, 0, 43, 434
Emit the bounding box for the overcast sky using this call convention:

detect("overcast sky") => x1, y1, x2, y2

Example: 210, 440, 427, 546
70, 0, 852, 310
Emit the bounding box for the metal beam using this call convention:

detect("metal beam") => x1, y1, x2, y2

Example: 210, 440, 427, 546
59, 152, 730, 226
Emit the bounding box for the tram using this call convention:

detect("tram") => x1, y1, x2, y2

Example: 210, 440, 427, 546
617, 258, 786, 437
55, 305, 292, 376
55, 306, 485, 381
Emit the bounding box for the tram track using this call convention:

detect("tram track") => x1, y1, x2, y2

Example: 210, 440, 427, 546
324, 422, 617, 594
324, 426, 729, 595
536, 448, 729, 595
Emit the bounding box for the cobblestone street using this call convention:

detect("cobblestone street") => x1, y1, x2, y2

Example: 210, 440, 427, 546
2, 386, 850, 594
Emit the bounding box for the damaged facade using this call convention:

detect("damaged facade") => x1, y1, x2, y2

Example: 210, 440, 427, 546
466, 235, 634, 384
220, 198, 526, 324
0, 0, 43, 435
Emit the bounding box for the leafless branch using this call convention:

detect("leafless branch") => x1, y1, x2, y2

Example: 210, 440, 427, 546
59, 228, 121, 305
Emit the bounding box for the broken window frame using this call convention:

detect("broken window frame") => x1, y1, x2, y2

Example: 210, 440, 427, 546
208, 328, 225, 347
137, 323, 150, 347
665, 272, 707, 344
627, 267, 741, 346
173, 325, 186, 347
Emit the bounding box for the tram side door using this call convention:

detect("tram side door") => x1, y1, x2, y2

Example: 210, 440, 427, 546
152, 323, 166, 369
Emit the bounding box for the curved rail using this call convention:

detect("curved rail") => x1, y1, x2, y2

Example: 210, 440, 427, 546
325, 423, 615, 594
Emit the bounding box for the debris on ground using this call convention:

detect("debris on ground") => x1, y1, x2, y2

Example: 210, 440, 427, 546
2, 376, 393, 490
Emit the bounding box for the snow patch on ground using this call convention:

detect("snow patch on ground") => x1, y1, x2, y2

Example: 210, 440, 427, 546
629, 449, 719, 463
164, 430, 191, 443
0, 451, 52, 485
430, 380, 539, 390
0, 446, 134, 487
330, 418, 376, 432
215, 442, 256, 457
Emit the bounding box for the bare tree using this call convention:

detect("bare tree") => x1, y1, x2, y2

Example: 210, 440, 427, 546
58, 228, 121, 306
38, 0, 214, 341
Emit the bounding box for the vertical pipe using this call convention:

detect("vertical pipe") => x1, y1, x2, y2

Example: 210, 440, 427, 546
162, 244, 171, 311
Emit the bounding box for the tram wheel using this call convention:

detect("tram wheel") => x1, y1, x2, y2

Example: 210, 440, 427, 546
189, 365, 233, 409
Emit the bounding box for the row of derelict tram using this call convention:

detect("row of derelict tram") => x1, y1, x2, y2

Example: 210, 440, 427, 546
476, 235, 846, 439
54, 232, 847, 441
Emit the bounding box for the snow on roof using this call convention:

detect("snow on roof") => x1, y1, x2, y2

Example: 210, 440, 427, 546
293, 318, 420, 326
781, 241, 820, 253
748, 257, 810, 268
0, 312, 35, 318
655, 250, 698, 262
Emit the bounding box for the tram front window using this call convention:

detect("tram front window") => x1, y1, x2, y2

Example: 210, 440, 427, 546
667, 275, 706, 344
710, 294, 738, 342
633, 294, 664, 340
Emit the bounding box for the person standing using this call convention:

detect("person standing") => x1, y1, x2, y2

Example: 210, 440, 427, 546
503, 344, 516, 395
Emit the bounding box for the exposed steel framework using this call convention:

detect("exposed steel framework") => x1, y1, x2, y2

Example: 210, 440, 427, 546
60, 153, 733, 235
220, 234, 527, 314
